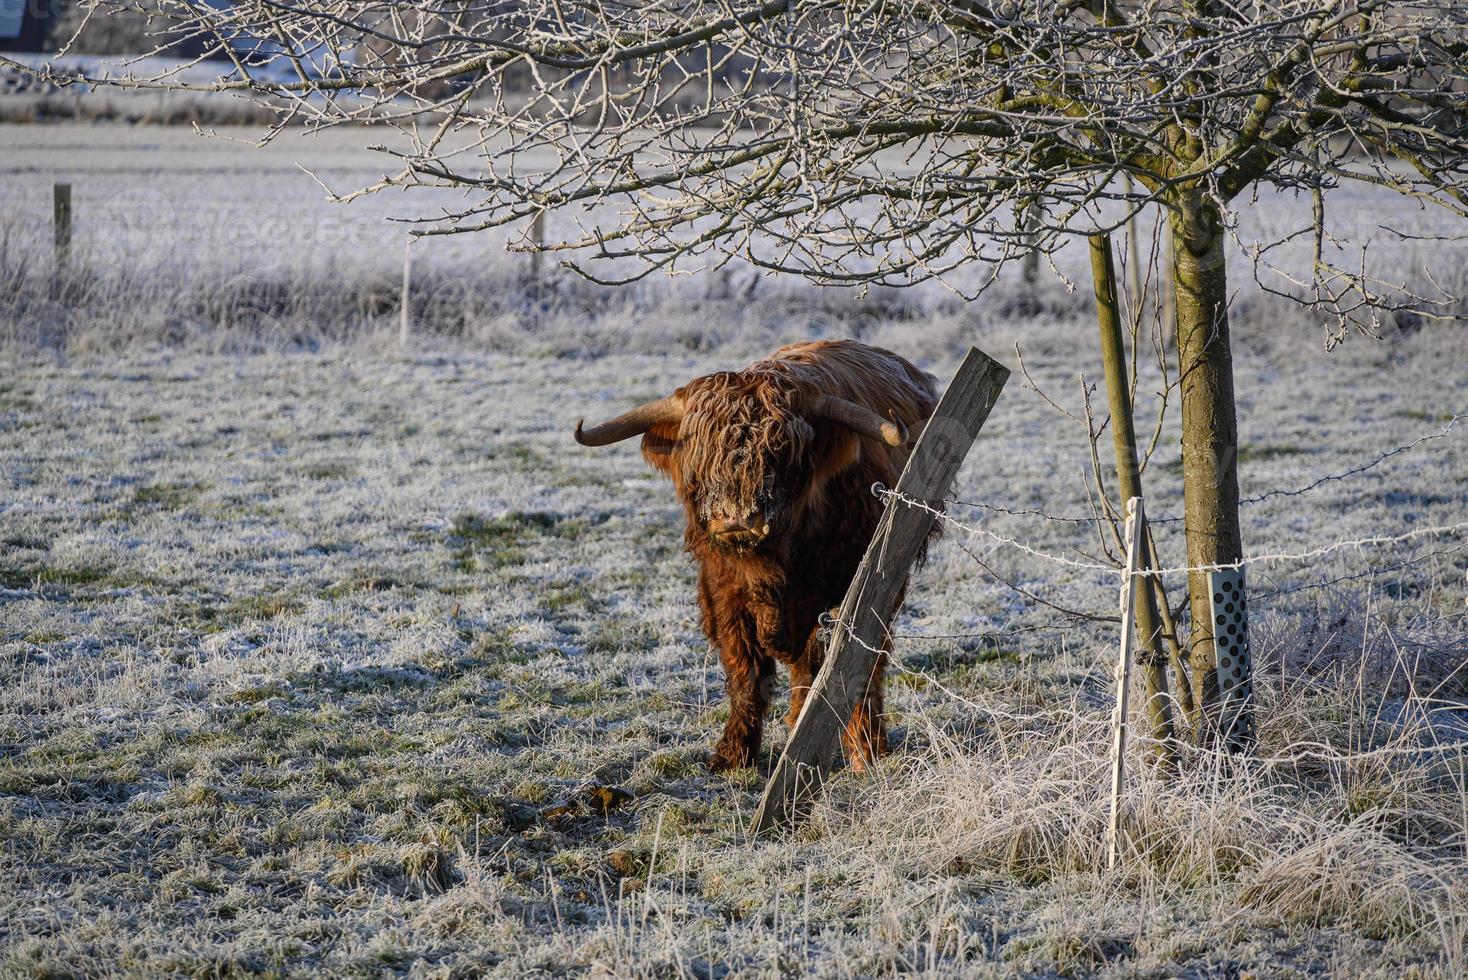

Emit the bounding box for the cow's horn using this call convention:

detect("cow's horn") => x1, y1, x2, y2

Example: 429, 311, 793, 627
574, 396, 684, 446
806, 393, 906, 447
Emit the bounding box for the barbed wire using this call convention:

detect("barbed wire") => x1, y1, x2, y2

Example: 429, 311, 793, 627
1251, 543, 1468, 604
887, 621, 1090, 642
947, 412, 1466, 528
880, 489, 1117, 572
825, 611, 1468, 772
817, 418, 1468, 787
1134, 521, 1468, 578
879, 487, 1468, 580
1236, 413, 1465, 509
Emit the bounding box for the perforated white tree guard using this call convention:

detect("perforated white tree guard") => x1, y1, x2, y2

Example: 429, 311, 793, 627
1208, 568, 1254, 748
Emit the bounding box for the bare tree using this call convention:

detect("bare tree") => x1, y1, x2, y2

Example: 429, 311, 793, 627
17, 0, 1468, 744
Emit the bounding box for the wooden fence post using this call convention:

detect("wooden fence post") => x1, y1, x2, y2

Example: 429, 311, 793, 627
1020, 200, 1041, 285
1122, 175, 1143, 325
750, 347, 1009, 836
1106, 496, 1146, 871
54, 183, 72, 271
1160, 221, 1177, 352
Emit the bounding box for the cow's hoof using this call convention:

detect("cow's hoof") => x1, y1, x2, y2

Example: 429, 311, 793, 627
844, 737, 889, 774
707, 748, 751, 773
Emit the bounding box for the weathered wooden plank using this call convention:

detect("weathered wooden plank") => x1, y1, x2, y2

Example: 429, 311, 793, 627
1106, 496, 1145, 871
750, 346, 1009, 836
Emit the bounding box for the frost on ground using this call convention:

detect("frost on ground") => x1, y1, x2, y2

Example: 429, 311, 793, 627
2, 123, 1468, 976
1, 313, 1465, 977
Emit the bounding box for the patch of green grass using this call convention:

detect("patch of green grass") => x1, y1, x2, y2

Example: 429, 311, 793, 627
321, 571, 416, 598
229, 683, 290, 704
644, 749, 705, 780
584, 619, 658, 655
0, 732, 148, 797
450, 510, 591, 572
494, 442, 548, 470
0, 560, 135, 592
1004, 928, 1136, 974
301, 462, 355, 481
126, 481, 204, 514
1237, 443, 1307, 463
0, 381, 38, 414
543, 583, 600, 613
220, 592, 305, 621
297, 664, 436, 696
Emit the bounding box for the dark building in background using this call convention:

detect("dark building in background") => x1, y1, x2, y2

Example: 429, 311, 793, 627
4, 0, 221, 57
0, 0, 56, 52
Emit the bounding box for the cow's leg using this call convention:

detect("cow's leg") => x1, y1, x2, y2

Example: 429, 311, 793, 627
842, 642, 889, 772
708, 611, 775, 773
844, 585, 902, 771
786, 616, 826, 730
786, 607, 890, 769
840, 582, 906, 769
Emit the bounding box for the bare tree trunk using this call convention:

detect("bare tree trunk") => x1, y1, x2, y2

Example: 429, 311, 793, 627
1170, 203, 1244, 745
1090, 234, 1176, 764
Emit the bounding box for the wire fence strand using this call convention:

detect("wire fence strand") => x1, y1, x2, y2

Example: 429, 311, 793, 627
947, 412, 1466, 528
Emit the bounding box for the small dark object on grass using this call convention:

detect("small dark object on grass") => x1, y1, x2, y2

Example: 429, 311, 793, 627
541, 784, 634, 819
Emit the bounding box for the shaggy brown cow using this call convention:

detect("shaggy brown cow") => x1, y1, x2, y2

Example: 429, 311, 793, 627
574, 340, 938, 772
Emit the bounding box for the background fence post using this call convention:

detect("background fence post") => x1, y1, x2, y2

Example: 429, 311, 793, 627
400, 237, 412, 347
1160, 221, 1177, 352
53, 183, 72, 272
529, 211, 545, 282
1122, 176, 1143, 325
1020, 199, 1040, 285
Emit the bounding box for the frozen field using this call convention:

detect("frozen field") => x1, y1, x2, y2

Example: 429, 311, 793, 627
1, 124, 1467, 976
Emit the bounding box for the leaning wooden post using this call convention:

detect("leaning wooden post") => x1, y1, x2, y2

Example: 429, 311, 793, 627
1090, 234, 1177, 760
750, 347, 1009, 836
1106, 496, 1146, 871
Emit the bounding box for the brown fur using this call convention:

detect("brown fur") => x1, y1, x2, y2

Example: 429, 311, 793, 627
633, 340, 938, 772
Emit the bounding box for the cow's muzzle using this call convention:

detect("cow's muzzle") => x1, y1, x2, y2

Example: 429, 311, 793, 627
708, 513, 771, 546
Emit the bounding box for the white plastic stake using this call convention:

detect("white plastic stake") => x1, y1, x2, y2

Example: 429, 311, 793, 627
1106, 496, 1145, 871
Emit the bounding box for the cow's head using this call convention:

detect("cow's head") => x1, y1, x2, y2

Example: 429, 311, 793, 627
575, 372, 904, 552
